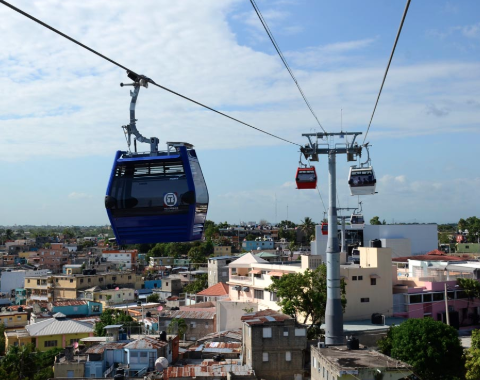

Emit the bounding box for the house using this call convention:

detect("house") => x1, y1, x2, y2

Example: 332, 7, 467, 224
242, 239, 274, 251
80, 287, 136, 307
228, 248, 394, 322
242, 309, 307, 380
311, 344, 413, 380
101, 249, 138, 270
392, 252, 480, 327
5, 312, 94, 351
0, 310, 29, 330
158, 309, 216, 341
208, 256, 238, 287
196, 282, 229, 302
213, 246, 232, 256
1, 269, 51, 297
48, 300, 102, 317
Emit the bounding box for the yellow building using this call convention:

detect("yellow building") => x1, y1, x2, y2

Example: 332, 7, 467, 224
340, 247, 394, 321
24, 271, 142, 302
0, 311, 29, 330
4, 313, 94, 352
80, 287, 136, 307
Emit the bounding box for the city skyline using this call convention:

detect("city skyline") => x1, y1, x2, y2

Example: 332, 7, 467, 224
1, 0, 479, 226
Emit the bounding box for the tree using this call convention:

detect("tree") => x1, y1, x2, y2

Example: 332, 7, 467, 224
465, 329, 480, 380
266, 264, 346, 334
0, 323, 5, 355
370, 216, 381, 225
279, 220, 296, 229
298, 217, 315, 241
94, 309, 135, 336
1, 343, 36, 379
5, 229, 14, 241
167, 318, 188, 339
146, 293, 160, 303
377, 318, 464, 380
188, 247, 207, 268
183, 273, 208, 293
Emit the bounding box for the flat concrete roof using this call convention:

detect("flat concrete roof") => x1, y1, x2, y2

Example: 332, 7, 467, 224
321, 317, 407, 334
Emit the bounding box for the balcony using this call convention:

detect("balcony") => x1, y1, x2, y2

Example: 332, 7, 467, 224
229, 275, 252, 285
30, 294, 52, 301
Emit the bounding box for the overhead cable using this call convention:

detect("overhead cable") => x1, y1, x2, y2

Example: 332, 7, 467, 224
363, 0, 411, 144
250, 0, 327, 134
0, 0, 301, 147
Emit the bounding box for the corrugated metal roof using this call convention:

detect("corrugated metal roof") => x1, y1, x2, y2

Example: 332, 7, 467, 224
164, 359, 253, 378
51, 300, 87, 307
163, 310, 215, 320
25, 317, 94, 336
241, 309, 291, 325
124, 336, 168, 349
196, 329, 242, 343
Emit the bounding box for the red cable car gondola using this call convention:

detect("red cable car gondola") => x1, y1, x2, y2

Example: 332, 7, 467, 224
295, 167, 317, 189
321, 222, 328, 235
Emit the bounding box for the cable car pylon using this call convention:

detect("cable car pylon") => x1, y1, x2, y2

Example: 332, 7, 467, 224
300, 131, 363, 346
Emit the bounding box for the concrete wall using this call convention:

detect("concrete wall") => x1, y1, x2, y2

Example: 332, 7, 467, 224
216, 300, 258, 332
244, 320, 306, 380
1, 269, 50, 294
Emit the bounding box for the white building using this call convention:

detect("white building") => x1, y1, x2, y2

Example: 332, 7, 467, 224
101, 251, 133, 269
311, 224, 438, 261
1, 269, 51, 294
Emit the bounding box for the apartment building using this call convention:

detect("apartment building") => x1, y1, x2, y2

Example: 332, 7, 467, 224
242, 309, 307, 380
158, 309, 215, 341
101, 249, 138, 270
213, 246, 232, 256
228, 248, 393, 322
28, 244, 70, 273
24, 271, 141, 303
80, 287, 136, 307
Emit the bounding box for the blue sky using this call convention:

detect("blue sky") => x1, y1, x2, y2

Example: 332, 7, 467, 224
0, 0, 479, 227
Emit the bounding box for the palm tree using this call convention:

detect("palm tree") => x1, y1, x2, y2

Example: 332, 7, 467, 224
299, 217, 315, 240
5, 229, 14, 241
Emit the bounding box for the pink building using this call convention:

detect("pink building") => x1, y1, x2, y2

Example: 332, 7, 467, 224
393, 251, 480, 327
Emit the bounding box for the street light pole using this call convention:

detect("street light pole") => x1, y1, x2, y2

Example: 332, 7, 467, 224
444, 283, 450, 326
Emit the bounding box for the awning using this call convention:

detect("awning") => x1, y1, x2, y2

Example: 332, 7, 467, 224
268, 271, 285, 277
249, 269, 261, 274
370, 274, 381, 279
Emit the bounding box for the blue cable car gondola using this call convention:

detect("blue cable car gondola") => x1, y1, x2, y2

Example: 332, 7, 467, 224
105, 142, 208, 244
105, 72, 208, 245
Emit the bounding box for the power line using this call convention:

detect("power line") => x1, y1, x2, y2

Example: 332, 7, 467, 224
363, 0, 411, 144
0, 0, 301, 147
250, 0, 327, 134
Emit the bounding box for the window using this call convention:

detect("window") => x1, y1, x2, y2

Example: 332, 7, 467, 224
295, 328, 306, 337
352, 276, 357, 281
205, 322, 209, 327
262, 352, 269, 362
358, 276, 363, 280
44, 340, 58, 347
88, 278, 91, 283
99, 277, 104, 282
270, 292, 278, 302
423, 294, 432, 302
56, 278, 59, 282
70, 279, 73, 283
254, 289, 264, 299
112, 276, 117, 281
286, 351, 291, 361
361, 298, 370, 303
99, 295, 103, 300
370, 278, 376, 286
128, 276, 132, 280
130, 351, 139, 363
140, 352, 148, 363
80, 279, 84, 284
283, 327, 289, 337
191, 322, 196, 328
263, 327, 272, 338
92, 305, 100, 312
433, 293, 444, 301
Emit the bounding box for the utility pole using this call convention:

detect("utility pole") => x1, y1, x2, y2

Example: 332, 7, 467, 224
301, 132, 362, 345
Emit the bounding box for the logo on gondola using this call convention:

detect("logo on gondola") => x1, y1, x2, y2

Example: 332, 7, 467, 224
164, 193, 178, 207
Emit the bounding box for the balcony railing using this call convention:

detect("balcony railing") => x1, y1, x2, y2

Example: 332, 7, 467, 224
229, 275, 252, 284
30, 294, 51, 301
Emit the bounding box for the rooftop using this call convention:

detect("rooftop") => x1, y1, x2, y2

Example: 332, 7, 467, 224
123, 336, 169, 349
85, 342, 127, 354
241, 309, 291, 325
51, 300, 88, 307
164, 359, 254, 378
196, 329, 242, 343
25, 316, 94, 336
313, 345, 412, 372
162, 310, 216, 320
197, 282, 229, 297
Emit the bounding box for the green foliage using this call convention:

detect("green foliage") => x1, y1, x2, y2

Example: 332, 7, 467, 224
94, 309, 135, 336
167, 318, 188, 338
370, 216, 381, 225
183, 273, 208, 293
457, 278, 480, 299
458, 217, 480, 243
279, 220, 296, 228
466, 329, 480, 380
146, 293, 160, 303
377, 318, 464, 380
298, 217, 315, 240
266, 264, 346, 329
245, 234, 256, 241
0, 343, 60, 380
0, 323, 5, 355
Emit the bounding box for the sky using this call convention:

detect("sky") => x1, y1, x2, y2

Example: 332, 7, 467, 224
0, 0, 479, 227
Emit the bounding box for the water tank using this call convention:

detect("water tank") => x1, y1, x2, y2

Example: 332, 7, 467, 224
346, 337, 360, 350
155, 357, 168, 372
146, 311, 152, 318
18, 307, 24, 312
370, 239, 382, 248
371, 313, 383, 325
90, 269, 97, 275
160, 331, 167, 341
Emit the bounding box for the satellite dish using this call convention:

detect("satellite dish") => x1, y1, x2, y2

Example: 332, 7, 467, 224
155, 357, 168, 372
157, 306, 163, 311
73, 342, 79, 349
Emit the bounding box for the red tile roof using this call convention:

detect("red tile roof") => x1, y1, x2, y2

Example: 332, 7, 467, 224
197, 282, 229, 296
